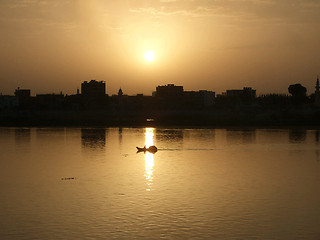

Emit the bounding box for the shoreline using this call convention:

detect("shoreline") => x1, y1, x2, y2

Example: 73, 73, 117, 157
1, 108, 320, 129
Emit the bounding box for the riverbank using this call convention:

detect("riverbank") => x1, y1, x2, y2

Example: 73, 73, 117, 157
1, 107, 320, 127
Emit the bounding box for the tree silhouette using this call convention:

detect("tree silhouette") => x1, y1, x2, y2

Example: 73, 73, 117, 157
288, 84, 307, 103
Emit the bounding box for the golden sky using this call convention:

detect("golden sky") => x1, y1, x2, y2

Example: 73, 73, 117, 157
0, 0, 320, 95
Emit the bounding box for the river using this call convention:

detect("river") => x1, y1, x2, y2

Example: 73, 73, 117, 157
0, 127, 319, 239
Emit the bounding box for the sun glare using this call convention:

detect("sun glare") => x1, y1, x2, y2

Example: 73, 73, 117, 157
144, 50, 155, 62
144, 128, 155, 191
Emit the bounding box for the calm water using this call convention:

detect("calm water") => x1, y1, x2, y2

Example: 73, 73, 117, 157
0, 127, 320, 239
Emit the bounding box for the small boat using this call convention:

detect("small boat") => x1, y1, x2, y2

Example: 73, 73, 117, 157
136, 145, 158, 153
136, 146, 147, 152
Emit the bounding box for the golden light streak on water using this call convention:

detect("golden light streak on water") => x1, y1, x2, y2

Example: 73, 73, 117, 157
144, 128, 155, 191
145, 127, 154, 147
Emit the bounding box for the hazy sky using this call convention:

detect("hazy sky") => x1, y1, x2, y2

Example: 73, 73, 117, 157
1, 0, 320, 96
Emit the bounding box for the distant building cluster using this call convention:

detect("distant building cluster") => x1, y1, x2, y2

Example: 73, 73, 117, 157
155, 84, 215, 108
0, 77, 320, 110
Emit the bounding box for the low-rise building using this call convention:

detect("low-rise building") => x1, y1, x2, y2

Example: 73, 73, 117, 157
0, 95, 19, 109
15, 87, 31, 108
184, 90, 215, 107
226, 87, 256, 99
35, 93, 65, 109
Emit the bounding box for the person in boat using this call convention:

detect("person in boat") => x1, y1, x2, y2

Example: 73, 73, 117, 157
136, 145, 157, 153
147, 145, 157, 153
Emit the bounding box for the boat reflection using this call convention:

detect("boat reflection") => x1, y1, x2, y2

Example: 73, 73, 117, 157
289, 129, 306, 143
15, 128, 31, 145
144, 128, 155, 191
81, 128, 106, 150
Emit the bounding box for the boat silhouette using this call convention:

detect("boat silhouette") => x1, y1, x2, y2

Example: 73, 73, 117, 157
136, 145, 158, 153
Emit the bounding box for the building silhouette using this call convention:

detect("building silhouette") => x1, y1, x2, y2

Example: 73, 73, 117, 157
81, 80, 106, 96
15, 88, 31, 98
217, 87, 256, 104
14, 87, 31, 108
155, 84, 184, 108
35, 93, 65, 109
3, 77, 320, 127
226, 87, 256, 99
156, 84, 184, 100
155, 84, 215, 108
0, 95, 18, 109
184, 90, 215, 107
80, 80, 108, 109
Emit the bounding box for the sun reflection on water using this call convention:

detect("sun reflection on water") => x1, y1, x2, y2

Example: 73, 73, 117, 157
144, 128, 155, 191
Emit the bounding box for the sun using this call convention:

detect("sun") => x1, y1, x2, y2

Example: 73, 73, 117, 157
144, 50, 155, 62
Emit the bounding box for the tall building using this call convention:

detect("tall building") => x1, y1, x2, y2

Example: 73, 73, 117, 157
81, 80, 106, 96
155, 84, 184, 100
80, 80, 108, 109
